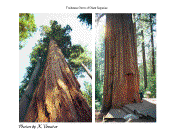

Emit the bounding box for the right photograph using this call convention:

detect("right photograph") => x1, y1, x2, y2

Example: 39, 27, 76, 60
95, 13, 156, 122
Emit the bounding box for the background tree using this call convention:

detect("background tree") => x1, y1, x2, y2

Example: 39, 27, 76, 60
68, 45, 92, 78
76, 13, 92, 78
82, 81, 92, 108
135, 13, 156, 97
150, 13, 156, 75
77, 13, 92, 29
19, 13, 37, 49
141, 30, 148, 89
95, 14, 106, 110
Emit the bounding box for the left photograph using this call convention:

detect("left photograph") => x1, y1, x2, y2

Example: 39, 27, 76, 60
19, 13, 92, 122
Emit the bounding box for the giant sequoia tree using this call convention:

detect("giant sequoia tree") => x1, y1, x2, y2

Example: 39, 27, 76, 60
22, 40, 91, 122
19, 20, 92, 122
101, 14, 141, 114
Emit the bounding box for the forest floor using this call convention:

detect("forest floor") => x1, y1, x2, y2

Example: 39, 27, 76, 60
95, 111, 156, 123
95, 98, 156, 123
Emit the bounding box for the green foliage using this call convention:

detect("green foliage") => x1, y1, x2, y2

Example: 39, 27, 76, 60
19, 20, 72, 100
81, 82, 92, 108
40, 21, 72, 59
19, 13, 37, 49
19, 85, 27, 101
19, 39, 49, 100
95, 17, 105, 110
77, 13, 92, 29
95, 81, 103, 110
147, 75, 156, 98
68, 45, 92, 77
138, 49, 156, 98
20, 19, 92, 101
136, 13, 157, 98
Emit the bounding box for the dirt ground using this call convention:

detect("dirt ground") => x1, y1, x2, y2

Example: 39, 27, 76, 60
95, 111, 103, 122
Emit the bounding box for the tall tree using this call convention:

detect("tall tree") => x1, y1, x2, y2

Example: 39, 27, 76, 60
95, 14, 106, 110
19, 20, 92, 101
68, 45, 92, 78
141, 30, 148, 89
136, 13, 156, 90
19, 20, 92, 122
134, 13, 156, 98
19, 58, 41, 122
150, 13, 156, 75
19, 13, 37, 49
101, 14, 141, 114
19, 21, 72, 100
22, 40, 92, 122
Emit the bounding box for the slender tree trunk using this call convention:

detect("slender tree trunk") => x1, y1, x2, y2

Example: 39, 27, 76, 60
95, 54, 99, 82
141, 30, 148, 89
150, 14, 155, 75
19, 58, 41, 122
81, 62, 92, 79
96, 13, 105, 24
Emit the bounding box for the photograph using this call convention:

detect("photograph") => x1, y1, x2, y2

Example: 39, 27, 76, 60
95, 13, 156, 122
19, 13, 92, 122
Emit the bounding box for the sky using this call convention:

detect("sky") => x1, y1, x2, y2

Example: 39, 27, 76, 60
19, 13, 92, 91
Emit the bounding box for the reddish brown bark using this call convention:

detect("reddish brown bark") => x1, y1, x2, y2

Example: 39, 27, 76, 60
19, 58, 41, 122
102, 14, 141, 113
23, 40, 92, 122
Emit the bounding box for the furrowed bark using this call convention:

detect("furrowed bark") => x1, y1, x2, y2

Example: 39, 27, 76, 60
101, 14, 141, 113
23, 40, 92, 122
19, 58, 41, 122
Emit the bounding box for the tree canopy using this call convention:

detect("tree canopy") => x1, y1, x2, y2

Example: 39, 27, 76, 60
77, 13, 92, 29
19, 21, 72, 100
68, 45, 92, 77
20, 20, 92, 100
19, 13, 37, 49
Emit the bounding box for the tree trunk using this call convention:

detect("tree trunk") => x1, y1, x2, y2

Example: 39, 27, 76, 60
150, 14, 156, 75
141, 30, 148, 89
96, 13, 105, 24
23, 40, 92, 122
101, 14, 141, 113
81, 62, 92, 79
19, 58, 41, 122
